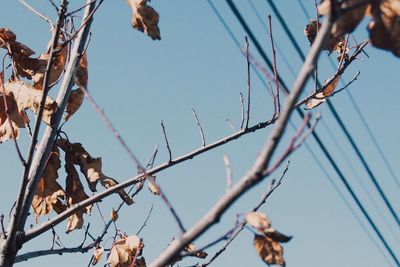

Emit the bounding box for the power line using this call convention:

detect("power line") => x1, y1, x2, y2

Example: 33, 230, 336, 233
246, 1, 400, 241
222, 0, 400, 265
299, 0, 400, 195
266, 0, 400, 228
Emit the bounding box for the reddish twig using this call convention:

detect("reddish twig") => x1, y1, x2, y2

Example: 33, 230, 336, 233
244, 37, 251, 129
267, 15, 280, 114
192, 108, 206, 147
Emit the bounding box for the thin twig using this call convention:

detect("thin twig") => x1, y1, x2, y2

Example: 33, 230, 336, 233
239, 92, 245, 129
223, 155, 233, 191
331, 71, 360, 97
225, 118, 236, 132
145, 145, 159, 170
244, 37, 251, 129
313, 0, 319, 93
137, 205, 154, 235
192, 108, 206, 147
161, 120, 173, 162
19, 0, 55, 29
267, 15, 280, 114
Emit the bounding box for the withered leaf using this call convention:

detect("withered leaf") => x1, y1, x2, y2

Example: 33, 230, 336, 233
184, 243, 208, 259
128, 0, 161, 40
107, 235, 144, 267
304, 20, 344, 52
318, 0, 370, 38
65, 88, 84, 121
265, 228, 292, 243
368, 0, 400, 57
32, 146, 66, 221
92, 247, 104, 266
254, 234, 286, 267
4, 81, 58, 125
56, 138, 134, 205
111, 208, 119, 222
0, 92, 27, 143
64, 148, 92, 233
246, 212, 271, 233
305, 75, 341, 110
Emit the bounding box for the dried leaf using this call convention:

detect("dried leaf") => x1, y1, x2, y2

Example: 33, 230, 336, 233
304, 20, 344, 52
4, 81, 58, 125
265, 228, 292, 243
305, 75, 341, 110
147, 176, 160, 195
92, 247, 104, 266
128, 0, 161, 40
246, 212, 271, 233
107, 235, 143, 267
318, 0, 370, 37
254, 234, 286, 267
64, 148, 92, 233
56, 139, 134, 205
0, 92, 27, 143
111, 208, 119, 222
184, 243, 208, 259
369, 0, 400, 56
31, 146, 66, 221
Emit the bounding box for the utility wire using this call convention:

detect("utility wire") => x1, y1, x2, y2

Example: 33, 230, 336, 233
223, 0, 400, 265
266, 0, 400, 228
299, 0, 400, 194
246, 0, 400, 241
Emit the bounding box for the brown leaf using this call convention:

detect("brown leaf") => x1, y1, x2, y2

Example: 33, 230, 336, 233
107, 235, 143, 267
184, 243, 208, 259
64, 148, 92, 233
31, 146, 66, 221
265, 228, 292, 243
305, 74, 341, 110
92, 247, 104, 266
4, 81, 58, 125
246, 212, 271, 233
304, 20, 344, 52
0, 92, 27, 143
369, 0, 400, 56
111, 208, 119, 222
65, 88, 84, 121
56, 139, 134, 205
318, 0, 370, 38
254, 234, 286, 267
128, 0, 161, 40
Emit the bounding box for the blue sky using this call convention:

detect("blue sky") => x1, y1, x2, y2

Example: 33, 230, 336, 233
1, 1, 400, 266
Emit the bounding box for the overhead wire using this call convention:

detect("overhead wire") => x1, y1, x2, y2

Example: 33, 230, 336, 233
247, 0, 400, 242
299, 0, 400, 194
266, 0, 400, 228
221, 0, 400, 265
248, 1, 400, 242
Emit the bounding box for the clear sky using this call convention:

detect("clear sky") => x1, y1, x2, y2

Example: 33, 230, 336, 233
1, 1, 400, 267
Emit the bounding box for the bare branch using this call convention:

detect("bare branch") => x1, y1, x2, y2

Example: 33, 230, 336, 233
330, 71, 360, 97
225, 118, 236, 132
244, 37, 251, 129
145, 145, 159, 170
192, 108, 206, 147
239, 92, 245, 130
19, 0, 55, 29
148, 11, 333, 266
223, 155, 233, 191
0, 214, 6, 239
137, 205, 154, 235
15, 243, 95, 263
267, 15, 280, 114
161, 120, 173, 162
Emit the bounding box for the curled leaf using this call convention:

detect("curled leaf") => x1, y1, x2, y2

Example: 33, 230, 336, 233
111, 208, 119, 222
128, 0, 161, 40
31, 146, 66, 221
92, 247, 104, 266
147, 176, 160, 195
246, 212, 271, 233
107, 235, 144, 267
305, 75, 341, 110
254, 234, 286, 267
304, 20, 344, 52
184, 243, 208, 259
4, 81, 58, 125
